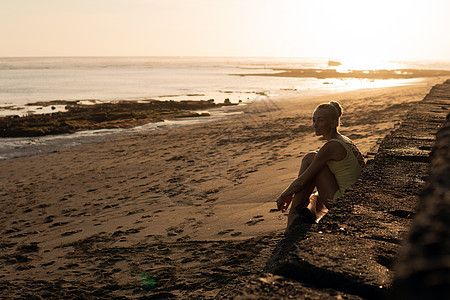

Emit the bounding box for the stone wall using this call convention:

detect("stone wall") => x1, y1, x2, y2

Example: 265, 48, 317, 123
391, 98, 450, 298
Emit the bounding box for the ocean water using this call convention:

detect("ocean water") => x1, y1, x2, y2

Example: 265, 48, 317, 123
0, 56, 449, 160
3, 56, 448, 114
0, 57, 319, 109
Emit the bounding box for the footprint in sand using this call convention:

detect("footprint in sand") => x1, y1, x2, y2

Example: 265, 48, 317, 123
166, 226, 184, 237
126, 209, 145, 216
246, 219, 264, 226
43, 216, 55, 223
217, 229, 234, 235
49, 221, 69, 228
41, 261, 55, 267
17, 243, 39, 253
61, 230, 82, 237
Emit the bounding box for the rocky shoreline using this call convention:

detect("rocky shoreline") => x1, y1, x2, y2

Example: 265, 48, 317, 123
0, 99, 238, 137
217, 80, 450, 299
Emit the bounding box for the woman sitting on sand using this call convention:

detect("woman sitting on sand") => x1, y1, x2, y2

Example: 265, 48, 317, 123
276, 101, 365, 233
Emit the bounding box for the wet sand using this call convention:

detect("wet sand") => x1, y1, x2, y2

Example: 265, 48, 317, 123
0, 77, 447, 298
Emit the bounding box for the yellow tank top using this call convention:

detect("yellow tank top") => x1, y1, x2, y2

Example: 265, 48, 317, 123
326, 138, 363, 194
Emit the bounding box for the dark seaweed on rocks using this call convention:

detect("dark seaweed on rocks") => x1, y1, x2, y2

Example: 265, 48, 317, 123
0, 99, 238, 137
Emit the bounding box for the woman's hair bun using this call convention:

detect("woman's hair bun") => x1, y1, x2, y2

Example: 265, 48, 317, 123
329, 101, 342, 117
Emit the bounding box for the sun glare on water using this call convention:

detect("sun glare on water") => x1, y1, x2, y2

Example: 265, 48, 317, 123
335, 59, 400, 71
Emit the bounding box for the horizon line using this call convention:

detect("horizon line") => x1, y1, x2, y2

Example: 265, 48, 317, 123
0, 55, 449, 63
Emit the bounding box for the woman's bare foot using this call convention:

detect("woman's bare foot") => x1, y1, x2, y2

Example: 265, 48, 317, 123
308, 193, 329, 223
315, 204, 329, 223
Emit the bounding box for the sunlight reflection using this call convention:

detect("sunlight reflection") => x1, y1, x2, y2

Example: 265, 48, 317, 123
335, 59, 403, 71
328, 78, 421, 91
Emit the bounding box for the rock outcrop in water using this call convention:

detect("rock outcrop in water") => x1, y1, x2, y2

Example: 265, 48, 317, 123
0, 99, 237, 137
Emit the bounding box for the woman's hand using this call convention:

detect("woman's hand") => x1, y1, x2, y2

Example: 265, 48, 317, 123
276, 192, 294, 212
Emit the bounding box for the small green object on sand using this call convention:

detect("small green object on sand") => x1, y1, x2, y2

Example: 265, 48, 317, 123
139, 274, 156, 289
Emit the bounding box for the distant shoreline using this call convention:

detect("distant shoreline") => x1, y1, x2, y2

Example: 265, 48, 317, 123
238, 68, 450, 79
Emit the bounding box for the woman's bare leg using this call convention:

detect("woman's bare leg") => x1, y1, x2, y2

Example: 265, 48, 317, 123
312, 164, 339, 222
285, 152, 316, 232
286, 182, 315, 232
287, 156, 339, 230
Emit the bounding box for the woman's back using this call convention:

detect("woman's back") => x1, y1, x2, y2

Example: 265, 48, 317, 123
326, 138, 363, 193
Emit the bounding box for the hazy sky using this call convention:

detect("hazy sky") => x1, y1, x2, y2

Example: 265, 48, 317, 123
1, 0, 449, 61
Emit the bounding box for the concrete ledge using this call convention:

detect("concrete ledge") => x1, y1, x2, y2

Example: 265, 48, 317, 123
391, 105, 450, 298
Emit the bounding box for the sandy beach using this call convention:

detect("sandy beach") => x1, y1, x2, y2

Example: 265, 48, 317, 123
0, 77, 447, 298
